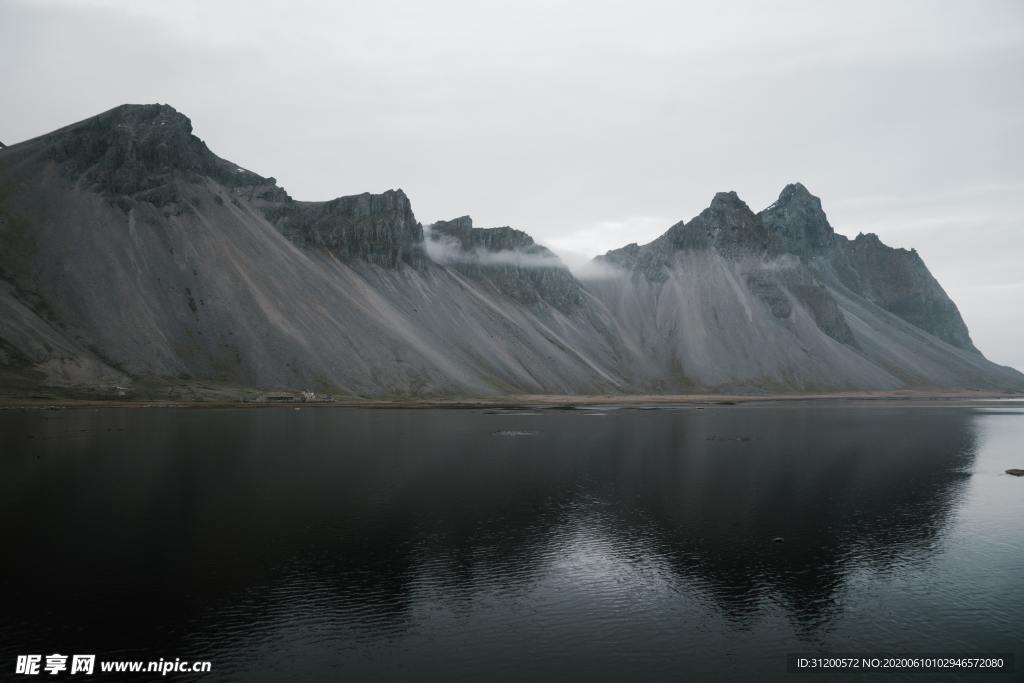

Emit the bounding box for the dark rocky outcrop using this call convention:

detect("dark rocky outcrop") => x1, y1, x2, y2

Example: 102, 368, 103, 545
760, 182, 836, 255
431, 216, 537, 252
828, 232, 975, 351
790, 283, 857, 347
265, 190, 425, 269
746, 274, 792, 319
427, 216, 583, 310
37, 104, 281, 205
670, 191, 773, 256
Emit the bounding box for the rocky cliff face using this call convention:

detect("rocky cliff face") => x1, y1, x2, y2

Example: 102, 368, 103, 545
827, 233, 975, 351
764, 184, 975, 351
264, 190, 425, 269
18, 103, 420, 269
598, 182, 978, 357
426, 216, 583, 310
0, 104, 1019, 397
760, 182, 837, 254
38, 104, 281, 207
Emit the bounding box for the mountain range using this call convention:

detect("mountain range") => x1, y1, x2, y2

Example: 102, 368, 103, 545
1, 104, 1021, 399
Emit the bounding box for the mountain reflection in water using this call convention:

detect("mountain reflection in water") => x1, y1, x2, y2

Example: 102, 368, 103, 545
1, 403, 1020, 681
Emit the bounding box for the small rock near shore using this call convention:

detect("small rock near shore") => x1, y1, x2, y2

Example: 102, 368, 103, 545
1006, 469, 1024, 477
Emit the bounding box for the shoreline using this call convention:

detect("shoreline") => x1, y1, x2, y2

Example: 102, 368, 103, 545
0, 389, 1021, 410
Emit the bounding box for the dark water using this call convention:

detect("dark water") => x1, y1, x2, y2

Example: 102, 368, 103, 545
1, 402, 1022, 681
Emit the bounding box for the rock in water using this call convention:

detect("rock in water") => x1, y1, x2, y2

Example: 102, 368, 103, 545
1, 104, 1022, 397
1006, 469, 1024, 477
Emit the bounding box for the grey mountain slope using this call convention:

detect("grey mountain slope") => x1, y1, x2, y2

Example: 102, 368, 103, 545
0, 105, 624, 396
590, 185, 1021, 391
0, 104, 1020, 396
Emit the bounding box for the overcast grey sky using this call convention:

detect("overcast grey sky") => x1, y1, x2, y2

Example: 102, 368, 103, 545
3, 0, 1022, 369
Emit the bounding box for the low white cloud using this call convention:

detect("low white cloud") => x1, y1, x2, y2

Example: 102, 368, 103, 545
423, 225, 566, 270
569, 258, 627, 281
543, 215, 671, 258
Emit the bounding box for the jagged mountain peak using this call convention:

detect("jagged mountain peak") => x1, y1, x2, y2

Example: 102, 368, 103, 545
708, 190, 751, 211
657, 189, 767, 256
760, 182, 834, 253
591, 183, 986, 357
852, 231, 915, 255
25, 102, 275, 204
9, 104, 423, 268
46, 103, 199, 159
27, 103, 196, 146
94, 102, 193, 133
774, 181, 816, 204
699, 190, 759, 224
601, 184, 853, 266
693, 191, 758, 228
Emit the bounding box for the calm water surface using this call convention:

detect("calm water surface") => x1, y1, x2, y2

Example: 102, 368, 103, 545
1, 401, 1022, 681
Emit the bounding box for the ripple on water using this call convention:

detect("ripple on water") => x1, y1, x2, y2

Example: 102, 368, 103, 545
0, 404, 1022, 681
